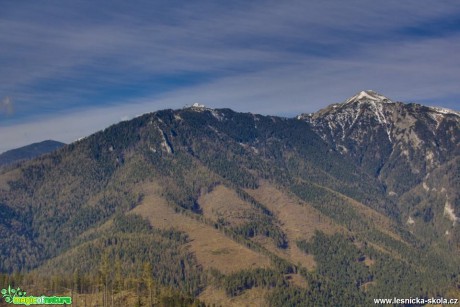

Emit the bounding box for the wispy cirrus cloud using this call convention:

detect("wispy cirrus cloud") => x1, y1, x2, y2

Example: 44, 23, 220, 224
1, 0, 459, 152
0, 97, 14, 115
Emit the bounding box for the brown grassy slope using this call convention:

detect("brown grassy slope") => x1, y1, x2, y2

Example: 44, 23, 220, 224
198, 185, 254, 227
131, 181, 271, 274
198, 285, 268, 307
245, 181, 342, 269
254, 181, 409, 258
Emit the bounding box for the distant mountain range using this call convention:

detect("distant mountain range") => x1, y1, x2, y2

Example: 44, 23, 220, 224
0, 91, 458, 306
0, 140, 65, 167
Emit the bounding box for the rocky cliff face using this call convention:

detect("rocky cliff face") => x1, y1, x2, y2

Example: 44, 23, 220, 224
301, 90, 460, 246
301, 90, 460, 195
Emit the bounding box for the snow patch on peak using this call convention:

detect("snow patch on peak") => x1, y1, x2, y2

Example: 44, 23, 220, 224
192, 102, 206, 108
428, 106, 460, 117
345, 90, 392, 104
211, 109, 225, 121
187, 102, 210, 112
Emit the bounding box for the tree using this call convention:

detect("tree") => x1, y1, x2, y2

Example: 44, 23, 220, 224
99, 251, 110, 307
143, 262, 155, 307
114, 257, 123, 293
73, 269, 81, 293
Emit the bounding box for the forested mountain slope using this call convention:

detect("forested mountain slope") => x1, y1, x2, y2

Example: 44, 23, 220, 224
1, 96, 459, 306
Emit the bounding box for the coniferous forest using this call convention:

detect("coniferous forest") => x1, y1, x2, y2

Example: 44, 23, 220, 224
1, 105, 459, 306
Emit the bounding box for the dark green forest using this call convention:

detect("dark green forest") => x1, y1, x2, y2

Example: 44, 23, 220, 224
1, 106, 459, 306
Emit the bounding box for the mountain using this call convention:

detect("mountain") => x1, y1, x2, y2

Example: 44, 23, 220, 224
0, 140, 66, 167
300, 90, 459, 193
0, 97, 459, 306
300, 90, 460, 250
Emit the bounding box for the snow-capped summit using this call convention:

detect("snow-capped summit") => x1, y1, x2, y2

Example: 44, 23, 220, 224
300, 90, 460, 197
344, 90, 392, 104
192, 102, 206, 108
428, 106, 460, 117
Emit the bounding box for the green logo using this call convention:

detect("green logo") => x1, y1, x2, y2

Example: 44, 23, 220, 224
1, 285, 72, 305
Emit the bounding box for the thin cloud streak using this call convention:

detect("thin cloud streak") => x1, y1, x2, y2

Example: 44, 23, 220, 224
0, 97, 14, 115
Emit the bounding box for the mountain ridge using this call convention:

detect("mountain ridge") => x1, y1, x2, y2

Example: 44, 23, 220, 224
0, 92, 459, 305
301, 90, 459, 186
0, 140, 66, 167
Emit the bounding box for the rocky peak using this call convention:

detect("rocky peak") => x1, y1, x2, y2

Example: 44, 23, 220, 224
344, 90, 392, 104
300, 91, 459, 194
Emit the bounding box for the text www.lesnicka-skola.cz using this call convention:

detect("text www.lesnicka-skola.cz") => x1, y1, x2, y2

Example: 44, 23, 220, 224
374, 297, 458, 305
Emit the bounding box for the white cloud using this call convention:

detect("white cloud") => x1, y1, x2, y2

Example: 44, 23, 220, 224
0, 97, 14, 115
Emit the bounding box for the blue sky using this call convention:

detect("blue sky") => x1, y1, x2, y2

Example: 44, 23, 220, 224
1, 0, 460, 152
